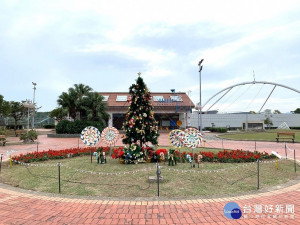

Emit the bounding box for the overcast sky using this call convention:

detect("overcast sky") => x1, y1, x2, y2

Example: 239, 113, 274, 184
1, 0, 300, 113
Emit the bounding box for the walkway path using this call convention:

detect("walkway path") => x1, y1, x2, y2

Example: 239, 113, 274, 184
1, 132, 299, 161
0, 132, 299, 224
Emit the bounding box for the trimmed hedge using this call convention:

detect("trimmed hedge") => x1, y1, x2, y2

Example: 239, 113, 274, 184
206, 127, 228, 133
290, 127, 300, 130
6, 125, 23, 130
56, 120, 105, 134
43, 124, 55, 129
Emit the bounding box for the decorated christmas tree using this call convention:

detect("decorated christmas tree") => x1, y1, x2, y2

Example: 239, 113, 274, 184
122, 73, 159, 150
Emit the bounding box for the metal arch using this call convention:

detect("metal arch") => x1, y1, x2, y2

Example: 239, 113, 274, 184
202, 81, 300, 110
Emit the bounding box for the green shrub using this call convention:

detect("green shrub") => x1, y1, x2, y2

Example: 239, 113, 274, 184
56, 120, 105, 134
0, 126, 7, 135
6, 125, 23, 130
290, 127, 300, 130
55, 120, 70, 134
206, 127, 228, 133
20, 130, 38, 142
43, 124, 55, 129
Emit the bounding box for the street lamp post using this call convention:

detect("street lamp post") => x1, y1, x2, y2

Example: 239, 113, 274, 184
23, 100, 34, 136
32, 82, 37, 129
198, 59, 204, 134
187, 90, 192, 128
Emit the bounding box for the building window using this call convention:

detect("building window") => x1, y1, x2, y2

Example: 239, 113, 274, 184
102, 95, 109, 101
153, 96, 165, 102
116, 95, 128, 101
170, 95, 183, 102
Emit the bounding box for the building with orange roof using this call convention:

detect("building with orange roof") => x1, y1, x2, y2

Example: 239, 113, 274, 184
99, 92, 195, 130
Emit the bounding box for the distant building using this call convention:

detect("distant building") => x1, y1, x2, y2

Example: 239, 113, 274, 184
242, 121, 264, 130
190, 112, 300, 130
99, 92, 195, 130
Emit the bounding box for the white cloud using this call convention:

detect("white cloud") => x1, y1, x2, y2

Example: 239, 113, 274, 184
39, 70, 74, 94
143, 67, 172, 80
77, 44, 176, 63
274, 74, 300, 81
1, 0, 300, 112
191, 20, 300, 67
6, 13, 57, 39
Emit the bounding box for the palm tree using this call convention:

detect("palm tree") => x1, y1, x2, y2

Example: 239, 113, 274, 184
74, 84, 93, 120
57, 84, 93, 120
57, 90, 77, 120
81, 92, 109, 125
74, 84, 92, 98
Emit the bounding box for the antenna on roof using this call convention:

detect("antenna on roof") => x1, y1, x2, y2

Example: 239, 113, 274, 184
253, 70, 256, 82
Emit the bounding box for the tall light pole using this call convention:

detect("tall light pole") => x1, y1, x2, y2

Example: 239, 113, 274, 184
32, 82, 37, 129
198, 59, 204, 134
187, 90, 192, 128
23, 100, 34, 135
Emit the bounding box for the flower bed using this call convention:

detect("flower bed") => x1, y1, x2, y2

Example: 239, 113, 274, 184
12, 147, 110, 163
181, 149, 276, 163
12, 146, 277, 164
113, 147, 276, 164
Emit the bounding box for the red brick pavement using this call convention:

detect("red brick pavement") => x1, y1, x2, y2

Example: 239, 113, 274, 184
0, 182, 299, 224
0, 132, 299, 224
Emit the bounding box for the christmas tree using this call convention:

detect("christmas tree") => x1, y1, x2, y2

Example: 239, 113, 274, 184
122, 73, 159, 148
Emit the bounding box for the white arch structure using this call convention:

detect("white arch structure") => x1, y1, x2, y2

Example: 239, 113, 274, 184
202, 81, 300, 113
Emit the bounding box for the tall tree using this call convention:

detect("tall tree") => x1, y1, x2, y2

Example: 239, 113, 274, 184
74, 84, 93, 119
74, 83, 92, 99
49, 107, 68, 122
9, 101, 26, 130
57, 84, 92, 120
0, 95, 11, 120
0, 95, 3, 108
264, 118, 273, 129
293, 108, 300, 114
80, 92, 109, 124
57, 90, 77, 120
122, 73, 159, 147
273, 109, 281, 114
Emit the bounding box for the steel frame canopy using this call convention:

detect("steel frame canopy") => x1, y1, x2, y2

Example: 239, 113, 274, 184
201, 81, 300, 113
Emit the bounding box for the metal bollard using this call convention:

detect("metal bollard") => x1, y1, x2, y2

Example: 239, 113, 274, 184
294, 150, 296, 173
0, 154, 3, 174
58, 162, 61, 193
257, 159, 260, 190
156, 162, 161, 197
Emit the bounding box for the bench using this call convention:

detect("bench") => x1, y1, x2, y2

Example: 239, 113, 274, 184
276, 132, 295, 143
15, 130, 26, 137
0, 135, 6, 146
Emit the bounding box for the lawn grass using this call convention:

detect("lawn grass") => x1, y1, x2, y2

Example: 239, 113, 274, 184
219, 129, 300, 142
1, 155, 299, 198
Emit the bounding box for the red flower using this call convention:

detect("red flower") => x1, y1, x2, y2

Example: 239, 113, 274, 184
117, 151, 124, 158
155, 149, 167, 155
